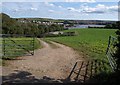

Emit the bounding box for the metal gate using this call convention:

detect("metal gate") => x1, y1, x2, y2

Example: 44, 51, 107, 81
1, 34, 35, 59
106, 36, 117, 71
66, 59, 111, 83
66, 36, 117, 83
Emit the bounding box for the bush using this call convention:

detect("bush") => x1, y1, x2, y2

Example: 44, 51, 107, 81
114, 21, 120, 72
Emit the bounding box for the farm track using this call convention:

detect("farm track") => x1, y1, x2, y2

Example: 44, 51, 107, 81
1, 39, 84, 83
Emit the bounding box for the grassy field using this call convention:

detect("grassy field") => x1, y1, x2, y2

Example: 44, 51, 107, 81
45, 28, 116, 62
1, 37, 41, 60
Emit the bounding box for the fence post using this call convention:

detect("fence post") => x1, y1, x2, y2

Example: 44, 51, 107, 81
32, 36, 35, 55
3, 35, 5, 57
106, 36, 111, 54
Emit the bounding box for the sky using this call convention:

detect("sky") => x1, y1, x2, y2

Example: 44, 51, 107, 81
0, 0, 120, 20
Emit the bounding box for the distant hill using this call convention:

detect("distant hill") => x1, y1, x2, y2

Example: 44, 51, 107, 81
1, 13, 116, 25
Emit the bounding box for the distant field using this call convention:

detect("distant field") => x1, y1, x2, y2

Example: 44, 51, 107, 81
45, 28, 116, 62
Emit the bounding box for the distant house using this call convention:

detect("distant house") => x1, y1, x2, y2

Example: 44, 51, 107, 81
88, 25, 105, 28
49, 31, 64, 35
44, 31, 76, 37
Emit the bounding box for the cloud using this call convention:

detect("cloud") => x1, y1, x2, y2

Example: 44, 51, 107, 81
11, 3, 38, 13
67, 4, 107, 13
0, 2, 2, 7
30, 7, 38, 11
66, 3, 118, 14
1, 0, 119, 2
13, 8, 20, 12
44, 2, 55, 7
67, 7, 81, 13
58, 5, 62, 8
2, 2, 118, 20
83, 4, 106, 13
81, 4, 118, 14
65, 0, 96, 2
48, 9, 63, 14
107, 6, 118, 11
96, 4, 106, 9
67, 7, 75, 11
49, 3, 55, 7
48, 10, 55, 13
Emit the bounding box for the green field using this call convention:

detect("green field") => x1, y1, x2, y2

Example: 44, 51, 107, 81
45, 28, 116, 62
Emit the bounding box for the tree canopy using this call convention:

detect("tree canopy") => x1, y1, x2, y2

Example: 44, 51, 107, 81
1, 13, 64, 37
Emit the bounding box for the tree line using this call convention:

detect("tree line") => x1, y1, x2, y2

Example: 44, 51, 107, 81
105, 22, 119, 29
2, 13, 64, 37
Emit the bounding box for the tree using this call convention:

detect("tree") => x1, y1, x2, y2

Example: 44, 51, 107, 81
105, 24, 113, 29
63, 20, 71, 24
44, 26, 49, 33
105, 22, 118, 29
2, 13, 11, 34
38, 24, 45, 34
1, 13, 65, 37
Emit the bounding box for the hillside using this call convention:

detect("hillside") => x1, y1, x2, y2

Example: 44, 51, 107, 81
1, 13, 116, 25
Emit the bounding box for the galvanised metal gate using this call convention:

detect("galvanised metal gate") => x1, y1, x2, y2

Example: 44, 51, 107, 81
66, 36, 117, 83
66, 59, 111, 83
106, 36, 117, 71
1, 34, 35, 59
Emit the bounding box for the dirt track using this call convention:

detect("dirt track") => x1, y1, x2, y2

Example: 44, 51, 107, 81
2, 39, 84, 82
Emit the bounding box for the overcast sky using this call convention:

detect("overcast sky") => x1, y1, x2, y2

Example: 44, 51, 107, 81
1, 0, 120, 20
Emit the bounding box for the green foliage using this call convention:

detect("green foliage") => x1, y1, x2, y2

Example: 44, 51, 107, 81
105, 22, 120, 29
114, 21, 120, 72
2, 13, 64, 37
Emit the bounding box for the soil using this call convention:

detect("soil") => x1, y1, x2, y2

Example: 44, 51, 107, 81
1, 39, 84, 83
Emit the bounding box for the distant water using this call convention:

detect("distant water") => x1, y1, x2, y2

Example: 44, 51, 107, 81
69, 25, 105, 29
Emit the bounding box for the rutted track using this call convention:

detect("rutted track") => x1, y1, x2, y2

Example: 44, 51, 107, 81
2, 39, 84, 83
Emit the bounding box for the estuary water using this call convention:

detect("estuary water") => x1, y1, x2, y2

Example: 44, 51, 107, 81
69, 25, 105, 29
